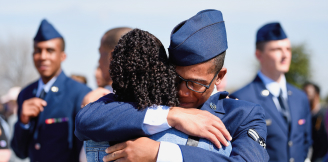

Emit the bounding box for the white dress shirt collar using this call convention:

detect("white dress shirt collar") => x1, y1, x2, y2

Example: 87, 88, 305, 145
36, 76, 58, 97
211, 85, 218, 96
104, 85, 113, 93
258, 71, 288, 99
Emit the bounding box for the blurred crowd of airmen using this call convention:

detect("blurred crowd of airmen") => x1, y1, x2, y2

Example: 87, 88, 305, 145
0, 8, 327, 162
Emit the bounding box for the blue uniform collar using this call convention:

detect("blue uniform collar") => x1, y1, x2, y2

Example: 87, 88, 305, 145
199, 91, 228, 114
36, 74, 58, 97
257, 71, 287, 99
252, 75, 291, 133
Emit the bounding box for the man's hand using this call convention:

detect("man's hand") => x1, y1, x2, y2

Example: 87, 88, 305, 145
167, 107, 232, 149
103, 137, 159, 162
81, 87, 110, 107
20, 97, 47, 124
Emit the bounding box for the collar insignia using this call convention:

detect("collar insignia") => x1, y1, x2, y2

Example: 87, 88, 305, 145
51, 86, 59, 92
261, 90, 270, 97
210, 102, 216, 110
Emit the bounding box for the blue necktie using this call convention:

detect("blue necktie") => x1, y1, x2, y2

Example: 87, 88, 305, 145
277, 89, 290, 124
39, 89, 46, 99
33, 89, 46, 140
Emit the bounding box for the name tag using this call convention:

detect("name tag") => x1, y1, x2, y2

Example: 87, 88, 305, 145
45, 117, 69, 124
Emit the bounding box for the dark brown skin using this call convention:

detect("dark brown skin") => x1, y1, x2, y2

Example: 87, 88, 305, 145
21, 38, 65, 124
103, 60, 232, 162
20, 98, 46, 124
81, 39, 112, 106
33, 38, 66, 84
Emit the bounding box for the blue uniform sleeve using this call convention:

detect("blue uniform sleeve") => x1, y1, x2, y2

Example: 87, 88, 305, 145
10, 92, 33, 159
75, 94, 149, 142
179, 105, 269, 162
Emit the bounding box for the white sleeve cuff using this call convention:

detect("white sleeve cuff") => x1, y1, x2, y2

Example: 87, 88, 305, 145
143, 105, 172, 135
157, 142, 183, 162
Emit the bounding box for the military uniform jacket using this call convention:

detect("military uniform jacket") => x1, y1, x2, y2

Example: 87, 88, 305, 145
11, 71, 91, 162
75, 91, 269, 162
231, 75, 312, 162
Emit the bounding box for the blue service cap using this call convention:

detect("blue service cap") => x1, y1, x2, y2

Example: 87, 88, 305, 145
168, 9, 228, 66
34, 19, 63, 41
256, 22, 287, 43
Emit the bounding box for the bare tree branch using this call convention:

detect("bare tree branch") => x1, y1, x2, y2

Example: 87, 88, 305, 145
0, 35, 38, 95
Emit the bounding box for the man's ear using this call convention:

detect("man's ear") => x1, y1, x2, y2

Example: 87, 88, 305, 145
109, 49, 114, 60
215, 67, 227, 87
60, 52, 67, 62
255, 49, 262, 61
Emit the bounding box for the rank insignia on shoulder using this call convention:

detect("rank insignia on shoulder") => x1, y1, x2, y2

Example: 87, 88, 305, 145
248, 128, 266, 149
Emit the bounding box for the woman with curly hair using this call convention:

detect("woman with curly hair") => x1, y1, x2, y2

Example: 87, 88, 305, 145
81, 29, 231, 162
110, 29, 178, 110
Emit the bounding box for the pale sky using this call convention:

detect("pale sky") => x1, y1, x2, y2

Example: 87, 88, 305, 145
1, 0, 327, 97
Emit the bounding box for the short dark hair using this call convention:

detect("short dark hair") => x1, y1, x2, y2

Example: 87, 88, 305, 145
110, 29, 179, 109
34, 37, 65, 51
303, 82, 320, 95
256, 41, 268, 51
209, 51, 226, 73
101, 27, 132, 50
60, 38, 65, 51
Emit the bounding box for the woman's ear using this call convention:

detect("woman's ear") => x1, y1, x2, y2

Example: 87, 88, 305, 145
215, 67, 227, 87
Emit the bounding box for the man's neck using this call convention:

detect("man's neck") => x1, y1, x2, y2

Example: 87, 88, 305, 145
260, 69, 284, 83
107, 80, 113, 86
41, 69, 61, 84
311, 98, 321, 115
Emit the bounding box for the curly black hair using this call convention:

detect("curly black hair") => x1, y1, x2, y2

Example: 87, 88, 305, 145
110, 29, 179, 110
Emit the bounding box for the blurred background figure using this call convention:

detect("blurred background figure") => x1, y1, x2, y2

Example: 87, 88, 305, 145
1, 87, 21, 121
303, 82, 328, 162
79, 28, 132, 162
97, 27, 132, 92
231, 22, 312, 162
10, 19, 91, 162
71, 74, 88, 85
82, 27, 132, 106
0, 115, 11, 162
0, 87, 28, 162
95, 66, 107, 88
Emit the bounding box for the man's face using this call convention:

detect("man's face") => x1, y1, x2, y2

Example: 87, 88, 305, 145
303, 85, 316, 104
33, 38, 66, 80
175, 60, 226, 108
256, 38, 292, 74
98, 44, 112, 82
95, 67, 107, 87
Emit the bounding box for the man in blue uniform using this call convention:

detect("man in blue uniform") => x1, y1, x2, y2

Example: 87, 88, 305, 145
81, 27, 132, 106
11, 19, 91, 162
75, 9, 269, 162
231, 22, 312, 162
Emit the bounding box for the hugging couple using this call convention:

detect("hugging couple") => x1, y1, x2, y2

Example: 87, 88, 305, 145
75, 9, 269, 162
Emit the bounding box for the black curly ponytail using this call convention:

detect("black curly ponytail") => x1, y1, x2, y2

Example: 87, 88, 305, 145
110, 29, 179, 110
